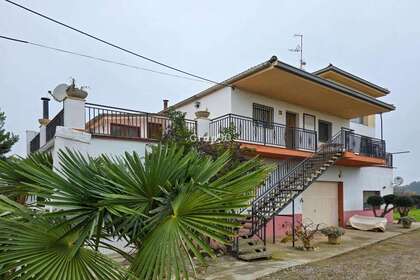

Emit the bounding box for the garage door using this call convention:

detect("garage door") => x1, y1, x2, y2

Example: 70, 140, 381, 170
302, 181, 338, 226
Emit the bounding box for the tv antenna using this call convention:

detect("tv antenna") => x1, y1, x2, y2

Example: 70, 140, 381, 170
289, 34, 306, 69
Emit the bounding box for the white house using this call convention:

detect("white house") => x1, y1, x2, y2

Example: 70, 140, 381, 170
26, 56, 396, 260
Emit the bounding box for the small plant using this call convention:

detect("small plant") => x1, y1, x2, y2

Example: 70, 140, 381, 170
295, 220, 321, 250
400, 216, 416, 229
321, 226, 345, 244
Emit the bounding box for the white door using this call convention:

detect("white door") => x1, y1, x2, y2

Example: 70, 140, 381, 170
302, 181, 338, 226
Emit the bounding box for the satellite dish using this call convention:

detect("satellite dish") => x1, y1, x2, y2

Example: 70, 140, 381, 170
393, 176, 404, 186
51, 83, 69, 102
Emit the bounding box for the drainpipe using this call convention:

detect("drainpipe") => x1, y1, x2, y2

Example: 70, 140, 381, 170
380, 113, 384, 140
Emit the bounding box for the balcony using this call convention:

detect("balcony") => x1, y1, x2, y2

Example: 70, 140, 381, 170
85, 103, 196, 141
209, 114, 317, 158
209, 114, 388, 166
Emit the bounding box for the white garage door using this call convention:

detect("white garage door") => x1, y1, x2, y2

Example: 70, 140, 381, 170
302, 181, 338, 226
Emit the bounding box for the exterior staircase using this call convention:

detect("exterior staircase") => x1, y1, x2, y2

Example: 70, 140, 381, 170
233, 130, 347, 260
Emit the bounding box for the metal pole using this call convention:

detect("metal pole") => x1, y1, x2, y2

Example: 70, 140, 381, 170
292, 199, 295, 247
380, 113, 384, 140
300, 35, 303, 69
273, 216, 275, 244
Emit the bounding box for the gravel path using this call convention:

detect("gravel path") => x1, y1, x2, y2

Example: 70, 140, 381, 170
259, 229, 420, 280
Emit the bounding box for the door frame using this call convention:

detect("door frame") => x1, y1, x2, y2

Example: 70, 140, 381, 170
302, 181, 344, 227
285, 111, 298, 149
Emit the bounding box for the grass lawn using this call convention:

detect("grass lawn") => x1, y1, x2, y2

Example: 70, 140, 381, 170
393, 208, 420, 221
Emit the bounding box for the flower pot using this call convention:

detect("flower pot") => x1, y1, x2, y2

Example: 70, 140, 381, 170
402, 221, 412, 229
195, 110, 210, 118
327, 235, 341, 244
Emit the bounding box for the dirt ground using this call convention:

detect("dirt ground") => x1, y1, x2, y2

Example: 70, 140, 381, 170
259, 229, 420, 280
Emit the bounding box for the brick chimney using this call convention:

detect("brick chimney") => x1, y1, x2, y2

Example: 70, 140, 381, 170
163, 99, 169, 110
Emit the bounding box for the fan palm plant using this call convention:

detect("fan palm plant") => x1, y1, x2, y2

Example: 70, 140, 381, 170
0, 145, 271, 279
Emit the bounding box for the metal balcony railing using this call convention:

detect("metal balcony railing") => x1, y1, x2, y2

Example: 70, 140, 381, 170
46, 109, 64, 143
343, 129, 386, 159
29, 133, 40, 153
85, 103, 196, 141
209, 114, 317, 151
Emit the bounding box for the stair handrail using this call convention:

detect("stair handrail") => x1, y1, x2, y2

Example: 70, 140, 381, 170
251, 128, 346, 205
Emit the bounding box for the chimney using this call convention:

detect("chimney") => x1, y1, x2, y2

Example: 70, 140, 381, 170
163, 99, 169, 110
41, 97, 50, 119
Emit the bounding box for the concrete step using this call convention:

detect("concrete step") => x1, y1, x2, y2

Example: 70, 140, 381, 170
238, 243, 267, 254
238, 238, 260, 247
237, 250, 272, 261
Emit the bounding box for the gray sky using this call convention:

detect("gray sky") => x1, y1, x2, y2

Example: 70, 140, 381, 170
1, 1, 419, 183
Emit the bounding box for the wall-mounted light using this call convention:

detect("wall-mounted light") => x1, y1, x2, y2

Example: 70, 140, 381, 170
338, 169, 342, 178
194, 101, 201, 110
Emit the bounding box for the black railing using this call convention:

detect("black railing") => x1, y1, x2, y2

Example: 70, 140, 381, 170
85, 103, 196, 140
343, 130, 386, 159
256, 158, 302, 198
29, 133, 40, 153
250, 128, 346, 243
209, 114, 317, 151
46, 109, 64, 142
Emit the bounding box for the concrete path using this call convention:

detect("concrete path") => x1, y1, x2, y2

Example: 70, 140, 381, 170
260, 227, 420, 280
200, 223, 420, 280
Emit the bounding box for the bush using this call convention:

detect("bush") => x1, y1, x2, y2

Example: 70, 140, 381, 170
366, 195, 384, 217
320, 226, 345, 238
394, 196, 415, 217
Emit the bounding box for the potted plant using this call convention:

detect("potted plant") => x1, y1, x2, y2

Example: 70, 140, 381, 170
295, 220, 321, 250
400, 216, 416, 229
321, 226, 345, 244
195, 110, 210, 118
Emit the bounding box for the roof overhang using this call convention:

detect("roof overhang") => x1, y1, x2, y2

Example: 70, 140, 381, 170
313, 65, 390, 98
168, 57, 395, 118
231, 61, 394, 119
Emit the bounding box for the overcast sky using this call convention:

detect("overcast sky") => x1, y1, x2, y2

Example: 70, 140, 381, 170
1, 1, 419, 183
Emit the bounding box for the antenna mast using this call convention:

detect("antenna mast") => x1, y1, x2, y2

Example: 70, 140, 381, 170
289, 34, 306, 69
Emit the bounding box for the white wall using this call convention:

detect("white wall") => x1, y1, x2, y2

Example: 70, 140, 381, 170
176, 87, 232, 120
88, 138, 149, 157
278, 165, 393, 214
231, 88, 350, 137
350, 122, 376, 138
52, 127, 150, 171
318, 166, 393, 211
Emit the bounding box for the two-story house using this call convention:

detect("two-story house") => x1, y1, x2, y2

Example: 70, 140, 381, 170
27, 56, 395, 260
167, 56, 395, 240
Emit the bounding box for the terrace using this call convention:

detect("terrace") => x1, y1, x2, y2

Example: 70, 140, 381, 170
28, 102, 392, 168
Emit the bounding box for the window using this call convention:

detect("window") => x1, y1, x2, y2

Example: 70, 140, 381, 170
363, 191, 381, 210
147, 122, 163, 139
351, 116, 368, 126
253, 103, 274, 127
111, 124, 140, 138
318, 120, 332, 142
303, 113, 316, 131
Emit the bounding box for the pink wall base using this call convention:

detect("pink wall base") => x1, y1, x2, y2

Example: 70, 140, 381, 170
262, 210, 393, 242
264, 214, 302, 242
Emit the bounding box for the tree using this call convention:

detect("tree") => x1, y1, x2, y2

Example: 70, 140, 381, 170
366, 195, 384, 217
394, 196, 415, 218
366, 194, 395, 217
162, 109, 196, 151
366, 194, 415, 219
0, 110, 19, 159
0, 145, 271, 279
